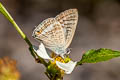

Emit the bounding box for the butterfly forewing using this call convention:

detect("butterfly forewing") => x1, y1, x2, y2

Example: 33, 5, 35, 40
55, 9, 78, 49
33, 18, 65, 52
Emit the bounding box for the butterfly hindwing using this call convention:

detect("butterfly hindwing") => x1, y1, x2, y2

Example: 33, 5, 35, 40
55, 9, 78, 49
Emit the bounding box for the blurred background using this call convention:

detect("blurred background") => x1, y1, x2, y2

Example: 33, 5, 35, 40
1, 0, 120, 80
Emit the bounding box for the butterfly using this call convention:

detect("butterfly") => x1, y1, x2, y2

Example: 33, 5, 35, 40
32, 9, 78, 56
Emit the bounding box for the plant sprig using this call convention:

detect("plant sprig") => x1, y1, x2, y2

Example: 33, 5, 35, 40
1, 2, 120, 80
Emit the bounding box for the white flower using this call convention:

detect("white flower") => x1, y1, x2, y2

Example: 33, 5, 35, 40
33, 43, 77, 74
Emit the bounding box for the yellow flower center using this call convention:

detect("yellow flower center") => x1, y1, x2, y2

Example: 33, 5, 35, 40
50, 53, 65, 75
50, 52, 71, 76
55, 56, 65, 63
51, 52, 65, 63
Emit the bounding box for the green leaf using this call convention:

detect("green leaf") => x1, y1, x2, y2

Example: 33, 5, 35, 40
77, 48, 120, 65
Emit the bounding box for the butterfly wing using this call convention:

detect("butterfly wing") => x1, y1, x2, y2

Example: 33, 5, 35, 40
55, 9, 78, 49
32, 18, 66, 54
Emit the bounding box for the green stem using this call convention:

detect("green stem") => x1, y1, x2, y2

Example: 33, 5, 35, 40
0, 2, 47, 67
45, 72, 51, 79
0, 2, 32, 47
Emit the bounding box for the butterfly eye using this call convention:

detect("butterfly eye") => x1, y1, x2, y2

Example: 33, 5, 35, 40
66, 48, 72, 54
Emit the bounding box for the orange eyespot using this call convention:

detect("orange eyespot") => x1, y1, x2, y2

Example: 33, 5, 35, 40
36, 31, 41, 35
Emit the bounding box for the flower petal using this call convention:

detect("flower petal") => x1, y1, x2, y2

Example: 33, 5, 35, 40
56, 61, 77, 74
33, 43, 52, 60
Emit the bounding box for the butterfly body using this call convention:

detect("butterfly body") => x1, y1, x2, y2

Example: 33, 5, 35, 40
32, 9, 78, 55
